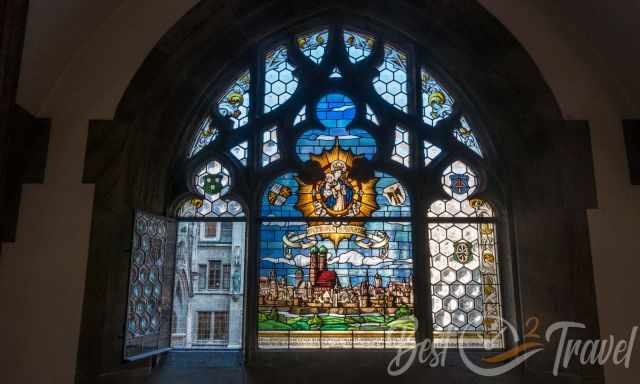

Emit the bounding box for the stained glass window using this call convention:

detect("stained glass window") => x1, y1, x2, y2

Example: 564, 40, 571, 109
189, 117, 217, 158
454, 117, 483, 157
264, 46, 298, 113
230, 141, 248, 166
344, 30, 374, 63
176, 25, 505, 353
421, 69, 454, 127
373, 44, 408, 112
297, 30, 329, 64
391, 126, 410, 167
218, 70, 250, 129
423, 140, 442, 166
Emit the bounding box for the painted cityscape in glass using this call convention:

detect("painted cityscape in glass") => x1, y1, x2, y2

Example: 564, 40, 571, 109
258, 110, 415, 348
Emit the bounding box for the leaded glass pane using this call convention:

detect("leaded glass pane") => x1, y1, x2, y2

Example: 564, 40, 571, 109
261, 172, 411, 219
261, 173, 301, 218
391, 126, 410, 167
177, 160, 245, 218
264, 45, 298, 113
262, 126, 280, 166
423, 140, 442, 166
329, 67, 342, 78
442, 160, 477, 201
421, 69, 454, 127
454, 117, 483, 157
189, 117, 217, 158
124, 211, 175, 359
177, 197, 245, 218
428, 198, 494, 219
365, 104, 379, 125
294, 106, 306, 126
343, 29, 374, 63
230, 141, 248, 166
258, 220, 415, 349
297, 128, 376, 161
316, 93, 355, 128
218, 70, 250, 129
297, 29, 329, 64
195, 160, 231, 200
373, 172, 411, 217
296, 93, 376, 161
373, 44, 408, 112
428, 221, 503, 349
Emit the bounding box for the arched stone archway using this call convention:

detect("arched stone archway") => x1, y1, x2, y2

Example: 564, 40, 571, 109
78, 1, 600, 382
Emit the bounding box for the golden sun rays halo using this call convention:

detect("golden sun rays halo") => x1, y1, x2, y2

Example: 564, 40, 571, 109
294, 141, 379, 248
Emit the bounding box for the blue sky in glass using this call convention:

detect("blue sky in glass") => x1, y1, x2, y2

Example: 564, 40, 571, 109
297, 93, 376, 161
259, 221, 413, 288
316, 93, 356, 128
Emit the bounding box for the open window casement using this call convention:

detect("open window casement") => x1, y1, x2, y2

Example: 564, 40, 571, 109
123, 210, 177, 361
